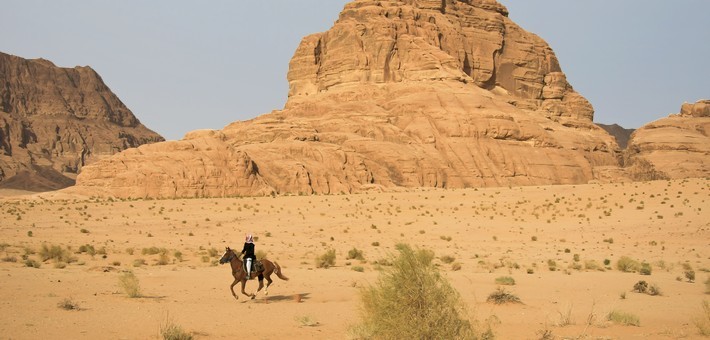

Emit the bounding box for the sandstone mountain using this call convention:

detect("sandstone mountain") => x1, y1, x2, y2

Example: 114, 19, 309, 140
623, 100, 709, 179
0, 52, 164, 191
75, 0, 627, 198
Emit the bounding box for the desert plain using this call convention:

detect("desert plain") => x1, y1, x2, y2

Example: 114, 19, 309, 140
0, 178, 708, 339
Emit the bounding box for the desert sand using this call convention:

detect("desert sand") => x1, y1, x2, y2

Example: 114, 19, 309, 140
0, 178, 708, 339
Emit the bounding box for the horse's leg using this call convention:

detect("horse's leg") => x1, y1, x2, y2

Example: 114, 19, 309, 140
255, 274, 265, 295
240, 279, 254, 299
264, 273, 274, 296
229, 278, 239, 300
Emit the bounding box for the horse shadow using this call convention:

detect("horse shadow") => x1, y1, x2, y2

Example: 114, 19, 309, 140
253, 292, 311, 304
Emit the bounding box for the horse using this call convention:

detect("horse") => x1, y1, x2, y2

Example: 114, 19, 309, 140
218, 247, 289, 300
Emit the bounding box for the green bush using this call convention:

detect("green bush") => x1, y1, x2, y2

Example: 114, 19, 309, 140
351, 244, 476, 339
616, 256, 640, 273
316, 249, 336, 269
160, 316, 193, 340
39, 244, 73, 263
640, 262, 652, 275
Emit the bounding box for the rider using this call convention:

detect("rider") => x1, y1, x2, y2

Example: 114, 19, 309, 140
241, 234, 256, 280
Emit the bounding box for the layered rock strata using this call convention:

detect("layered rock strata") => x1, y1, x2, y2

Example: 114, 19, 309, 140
624, 100, 710, 179
75, 0, 622, 198
0, 52, 164, 190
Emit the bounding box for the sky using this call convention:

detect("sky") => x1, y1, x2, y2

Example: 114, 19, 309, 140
2, 1, 708, 141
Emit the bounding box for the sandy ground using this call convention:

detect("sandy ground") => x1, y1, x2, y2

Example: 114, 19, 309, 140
0, 179, 708, 339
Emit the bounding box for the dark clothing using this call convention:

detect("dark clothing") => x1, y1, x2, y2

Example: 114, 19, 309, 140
241, 242, 256, 260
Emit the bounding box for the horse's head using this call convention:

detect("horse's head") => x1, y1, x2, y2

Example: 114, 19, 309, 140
219, 247, 236, 265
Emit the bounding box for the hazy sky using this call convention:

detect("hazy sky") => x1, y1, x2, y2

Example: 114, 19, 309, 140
2, 1, 708, 141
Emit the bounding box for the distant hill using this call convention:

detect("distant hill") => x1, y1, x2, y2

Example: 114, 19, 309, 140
0, 52, 164, 191
596, 123, 635, 149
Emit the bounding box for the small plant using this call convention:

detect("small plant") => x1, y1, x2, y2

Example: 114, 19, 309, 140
352, 266, 365, 272
371, 241, 380, 247
495, 276, 516, 286
451, 262, 462, 271
633, 280, 648, 293
24, 258, 41, 268
686, 270, 696, 283
80, 228, 90, 234
296, 315, 319, 327
616, 256, 640, 273
57, 297, 80, 310
647, 283, 662, 296
347, 248, 365, 261
160, 315, 193, 340
119, 271, 142, 298
695, 300, 710, 336
133, 259, 147, 267
487, 287, 522, 304
640, 263, 652, 275
440, 255, 455, 264
316, 249, 336, 269
607, 310, 640, 326
256, 249, 268, 260
157, 253, 170, 265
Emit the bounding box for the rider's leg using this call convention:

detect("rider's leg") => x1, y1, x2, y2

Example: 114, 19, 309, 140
246, 258, 252, 279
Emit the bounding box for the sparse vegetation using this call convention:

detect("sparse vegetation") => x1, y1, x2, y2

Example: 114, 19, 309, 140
351, 244, 476, 339
685, 270, 696, 283
695, 300, 710, 336
347, 248, 365, 261
616, 256, 640, 273
316, 249, 336, 269
607, 310, 640, 326
160, 316, 193, 340
57, 297, 80, 310
487, 287, 522, 304
495, 276, 516, 286
119, 271, 142, 298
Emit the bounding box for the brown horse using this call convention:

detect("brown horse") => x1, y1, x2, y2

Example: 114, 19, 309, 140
218, 247, 289, 300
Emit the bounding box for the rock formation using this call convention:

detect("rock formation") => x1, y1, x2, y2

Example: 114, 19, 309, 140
74, 0, 624, 198
0, 52, 164, 191
624, 100, 710, 179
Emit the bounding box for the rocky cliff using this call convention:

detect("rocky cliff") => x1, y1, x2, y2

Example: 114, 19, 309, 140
0, 52, 164, 191
74, 0, 623, 198
624, 100, 710, 179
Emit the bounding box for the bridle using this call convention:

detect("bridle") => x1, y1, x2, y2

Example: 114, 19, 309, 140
220, 249, 236, 264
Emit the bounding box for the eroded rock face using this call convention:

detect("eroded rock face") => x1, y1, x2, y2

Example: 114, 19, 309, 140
0, 52, 164, 191
74, 0, 622, 198
625, 100, 710, 179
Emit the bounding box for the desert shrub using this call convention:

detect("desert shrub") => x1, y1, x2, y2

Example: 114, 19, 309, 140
2, 256, 17, 262
133, 259, 146, 267
78, 244, 96, 256
647, 283, 662, 296
347, 248, 365, 261
173, 251, 183, 262
24, 258, 41, 268
685, 270, 696, 283
255, 249, 268, 260
695, 300, 710, 336
352, 266, 365, 272
57, 297, 80, 310
39, 244, 73, 263
584, 260, 602, 271
119, 271, 142, 298
633, 280, 648, 293
207, 247, 219, 257
639, 262, 652, 275
156, 253, 170, 265
451, 262, 462, 271
351, 244, 476, 339
160, 316, 193, 340
142, 247, 167, 256
487, 287, 522, 305
616, 256, 640, 273
547, 259, 557, 271
607, 310, 640, 326
495, 276, 516, 286
440, 255, 456, 264
316, 249, 336, 269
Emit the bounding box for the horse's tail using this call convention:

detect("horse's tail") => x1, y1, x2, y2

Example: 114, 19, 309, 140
274, 262, 289, 281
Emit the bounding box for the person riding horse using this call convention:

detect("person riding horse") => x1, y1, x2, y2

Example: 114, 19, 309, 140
241, 234, 256, 279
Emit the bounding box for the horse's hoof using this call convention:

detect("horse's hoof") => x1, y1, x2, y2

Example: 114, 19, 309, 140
264, 291, 269, 296
250, 295, 256, 300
